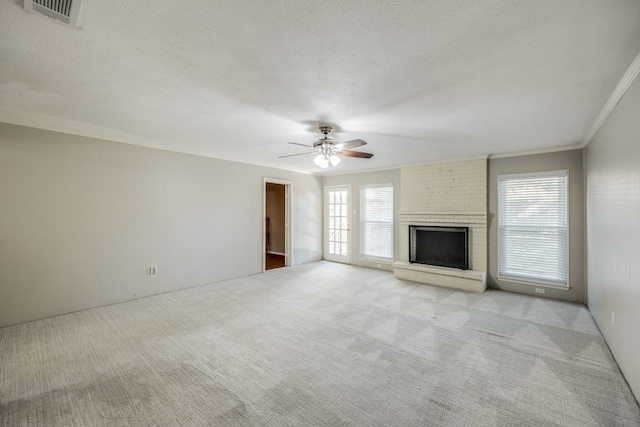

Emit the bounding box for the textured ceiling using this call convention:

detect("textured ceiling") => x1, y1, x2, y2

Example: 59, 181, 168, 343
1, 1, 640, 175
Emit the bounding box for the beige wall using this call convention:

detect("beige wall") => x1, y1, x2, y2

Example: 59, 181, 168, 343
0, 123, 322, 327
322, 169, 401, 271
585, 73, 640, 399
488, 150, 585, 303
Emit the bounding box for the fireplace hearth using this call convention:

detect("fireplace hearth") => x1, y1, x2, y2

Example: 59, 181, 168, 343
410, 226, 468, 270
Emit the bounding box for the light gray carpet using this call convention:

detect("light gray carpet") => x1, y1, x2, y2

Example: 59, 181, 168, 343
1, 261, 639, 426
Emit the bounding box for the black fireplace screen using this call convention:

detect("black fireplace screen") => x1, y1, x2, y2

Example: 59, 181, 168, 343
409, 226, 468, 270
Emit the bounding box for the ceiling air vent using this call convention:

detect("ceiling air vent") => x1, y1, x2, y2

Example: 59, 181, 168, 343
24, 0, 82, 28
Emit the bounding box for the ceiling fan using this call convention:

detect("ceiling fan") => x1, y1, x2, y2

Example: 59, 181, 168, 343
279, 126, 373, 168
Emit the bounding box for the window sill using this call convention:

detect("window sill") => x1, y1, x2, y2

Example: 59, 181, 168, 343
497, 275, 570, 291
359, 256, 393, 264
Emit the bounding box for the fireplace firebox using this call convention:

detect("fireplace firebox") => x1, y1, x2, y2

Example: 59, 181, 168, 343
409, 226, 469, 270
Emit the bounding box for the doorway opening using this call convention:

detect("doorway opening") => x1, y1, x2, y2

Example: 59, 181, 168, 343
264, 179, 292, 271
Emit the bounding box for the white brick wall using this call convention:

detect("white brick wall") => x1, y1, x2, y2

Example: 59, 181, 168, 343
401, 159, 487, 213
395, 158, 488, 290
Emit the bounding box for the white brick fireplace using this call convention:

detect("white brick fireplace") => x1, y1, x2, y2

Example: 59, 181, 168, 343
393, 159, 487, 292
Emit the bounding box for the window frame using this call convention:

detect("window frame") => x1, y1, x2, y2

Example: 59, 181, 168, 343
359, 183, 394, 262
497, 170, 569, 288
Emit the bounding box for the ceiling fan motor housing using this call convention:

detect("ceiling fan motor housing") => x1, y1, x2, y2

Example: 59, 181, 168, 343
314, 140, 334, 149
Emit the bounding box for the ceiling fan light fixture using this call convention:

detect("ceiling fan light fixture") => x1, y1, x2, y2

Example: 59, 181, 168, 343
314, 154, 329, 168
281, 125, 372, 169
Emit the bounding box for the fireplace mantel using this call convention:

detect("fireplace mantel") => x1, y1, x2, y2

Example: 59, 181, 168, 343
399, 211, 486, 225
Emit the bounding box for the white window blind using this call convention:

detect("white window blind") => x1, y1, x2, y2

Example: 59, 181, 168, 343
498, 170, 568, 286
360, 184, 393, 261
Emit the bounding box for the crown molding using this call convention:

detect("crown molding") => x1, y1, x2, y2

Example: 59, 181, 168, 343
488, 144, 582, 160
582, 50, 640, 148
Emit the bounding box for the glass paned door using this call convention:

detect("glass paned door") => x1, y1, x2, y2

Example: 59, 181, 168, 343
324, 186, 350, 263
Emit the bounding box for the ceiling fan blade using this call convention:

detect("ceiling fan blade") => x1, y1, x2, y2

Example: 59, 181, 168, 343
278, 151, 315, 158
287, 141, 315, 148
338, 150, 374, 158
334, 139, 366, 150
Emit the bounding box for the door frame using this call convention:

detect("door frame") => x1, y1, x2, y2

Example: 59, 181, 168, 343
263, 178, 292, 272
324, 185, 351, 264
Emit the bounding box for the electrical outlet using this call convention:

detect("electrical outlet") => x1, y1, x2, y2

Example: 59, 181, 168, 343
535, 288, 545, 294
150, 266, 157, 277
611, 312, 615, 327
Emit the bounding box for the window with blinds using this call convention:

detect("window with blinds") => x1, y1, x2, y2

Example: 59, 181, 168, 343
360, 184, 393, 261
498, 170, 568, 286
